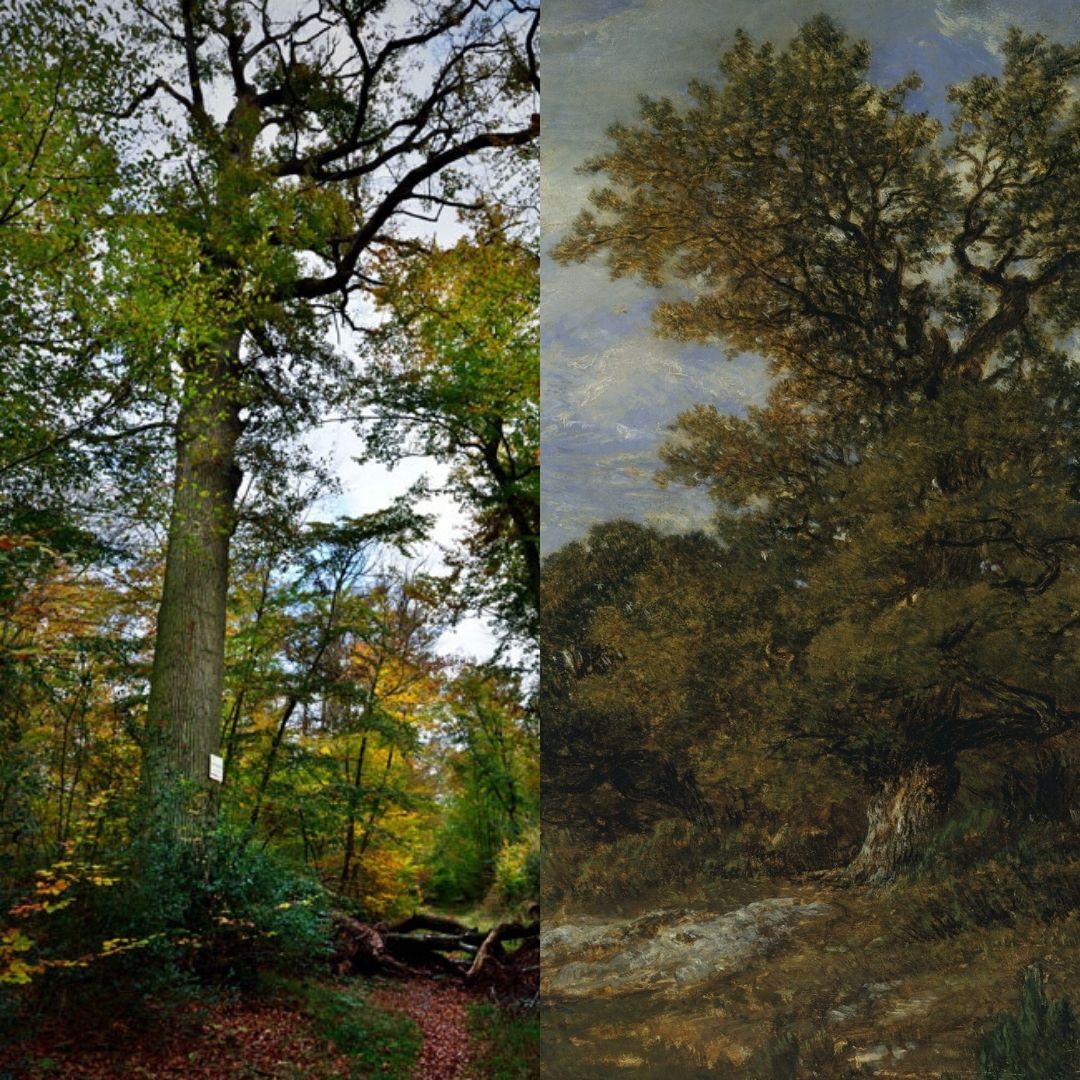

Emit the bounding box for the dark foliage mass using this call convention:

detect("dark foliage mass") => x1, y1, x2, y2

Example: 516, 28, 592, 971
548, 12, 1080, 887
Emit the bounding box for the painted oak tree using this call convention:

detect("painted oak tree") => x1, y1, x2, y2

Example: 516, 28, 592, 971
51, 0, 540, 828
555, 17, 1080, 881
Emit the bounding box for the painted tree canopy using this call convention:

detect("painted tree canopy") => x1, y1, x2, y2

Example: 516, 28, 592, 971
552, 14, 1080, 884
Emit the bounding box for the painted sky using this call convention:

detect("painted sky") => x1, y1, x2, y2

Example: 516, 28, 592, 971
541, 0, 1080, 554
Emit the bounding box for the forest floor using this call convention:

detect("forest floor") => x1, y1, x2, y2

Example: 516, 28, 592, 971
0, 970, 538, 1079
541, 877, 1080, 1078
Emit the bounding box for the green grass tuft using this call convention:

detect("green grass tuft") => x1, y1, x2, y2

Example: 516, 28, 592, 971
268, 976, 422, 1079
466, 1002, 540, 1079
975, 965, 1079, 1080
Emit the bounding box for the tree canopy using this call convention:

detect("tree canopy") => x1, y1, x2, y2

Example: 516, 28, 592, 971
554, 16, 1080, 881
0, 0, 540, 830
0, 0, 540, 1033
361, 225, 540, 643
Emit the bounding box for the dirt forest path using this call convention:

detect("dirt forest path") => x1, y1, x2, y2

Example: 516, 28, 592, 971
372, 979, 476, 1079
0, 978, 482, 1079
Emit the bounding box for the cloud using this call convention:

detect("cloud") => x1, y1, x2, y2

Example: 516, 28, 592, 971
933, 0, 1079, 53
541, 0, 1079, 550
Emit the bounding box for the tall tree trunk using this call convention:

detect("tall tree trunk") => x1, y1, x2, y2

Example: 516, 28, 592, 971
355, 747, 396, 864
513, 498, 540, 616
141, 336, 244, 831
481, 435, 539, 613
339, 734, 368, 894
846, 761, 957, 886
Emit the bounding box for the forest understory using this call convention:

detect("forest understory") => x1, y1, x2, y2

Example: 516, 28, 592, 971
1, 906, 540, 1079
542, 516, 1079, 1077
2, 972, 538, 1079
0, 0, 540, 1075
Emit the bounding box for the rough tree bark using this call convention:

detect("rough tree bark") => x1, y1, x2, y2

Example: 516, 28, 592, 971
846, 760, 957, 886
480, 432, 539, 613
339, 733, 370, 894
141, 337, 244, 828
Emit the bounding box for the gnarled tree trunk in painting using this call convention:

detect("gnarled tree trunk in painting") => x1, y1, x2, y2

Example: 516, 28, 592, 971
846, 761, 957, 886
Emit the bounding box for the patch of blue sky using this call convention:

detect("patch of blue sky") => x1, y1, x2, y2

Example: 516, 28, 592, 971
541, 0, 1080, 552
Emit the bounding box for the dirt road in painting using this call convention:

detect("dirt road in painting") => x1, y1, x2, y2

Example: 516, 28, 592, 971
542, 898, 832, 1000
540, 881, 1076, 1078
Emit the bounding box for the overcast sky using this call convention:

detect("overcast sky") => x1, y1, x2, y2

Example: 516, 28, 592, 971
270, 3, 537, 662
541, 0, 1080, 554
307, 414, 497, 658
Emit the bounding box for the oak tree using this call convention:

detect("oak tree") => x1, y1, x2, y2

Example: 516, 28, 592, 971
18, 0, 538, 830
555, 17, 1080, 880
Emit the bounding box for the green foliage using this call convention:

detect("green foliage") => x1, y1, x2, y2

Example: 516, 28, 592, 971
0, 6, 539, 1069
426, 667, 538, 908
466, 1002, 540, 1079
5, 818, 330, 1013
552, 13, 1080, 886
0, 2, 169, 541
361, 227, 540, 644
974, 966, 1079, 1080
275, 978, 422, 1080
490, 825, 540, 907
426, 811, 492, 905
184, 834, 331, 983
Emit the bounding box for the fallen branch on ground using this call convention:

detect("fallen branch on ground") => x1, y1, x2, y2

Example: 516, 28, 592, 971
331, 912, 540, 1001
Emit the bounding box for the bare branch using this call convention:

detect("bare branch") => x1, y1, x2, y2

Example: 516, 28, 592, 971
287, 122, 537, 301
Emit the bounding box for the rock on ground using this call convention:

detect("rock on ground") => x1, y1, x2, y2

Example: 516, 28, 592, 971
542, 897, 833, 999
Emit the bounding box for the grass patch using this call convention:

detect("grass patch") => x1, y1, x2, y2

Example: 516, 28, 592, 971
970, 965, 1079, 1080
268, 976, 422, 1079
466, 1002, 540, 1079
423, 901, 490, 929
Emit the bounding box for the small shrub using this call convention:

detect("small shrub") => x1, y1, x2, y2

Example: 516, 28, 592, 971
489, 826, 539, 908
6, 823, 331, 1020
974, 965, 1079, 1080
183, 833, 331, 985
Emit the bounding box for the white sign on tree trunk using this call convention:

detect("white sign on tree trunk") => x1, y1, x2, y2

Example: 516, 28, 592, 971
209, 754, 224, 783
